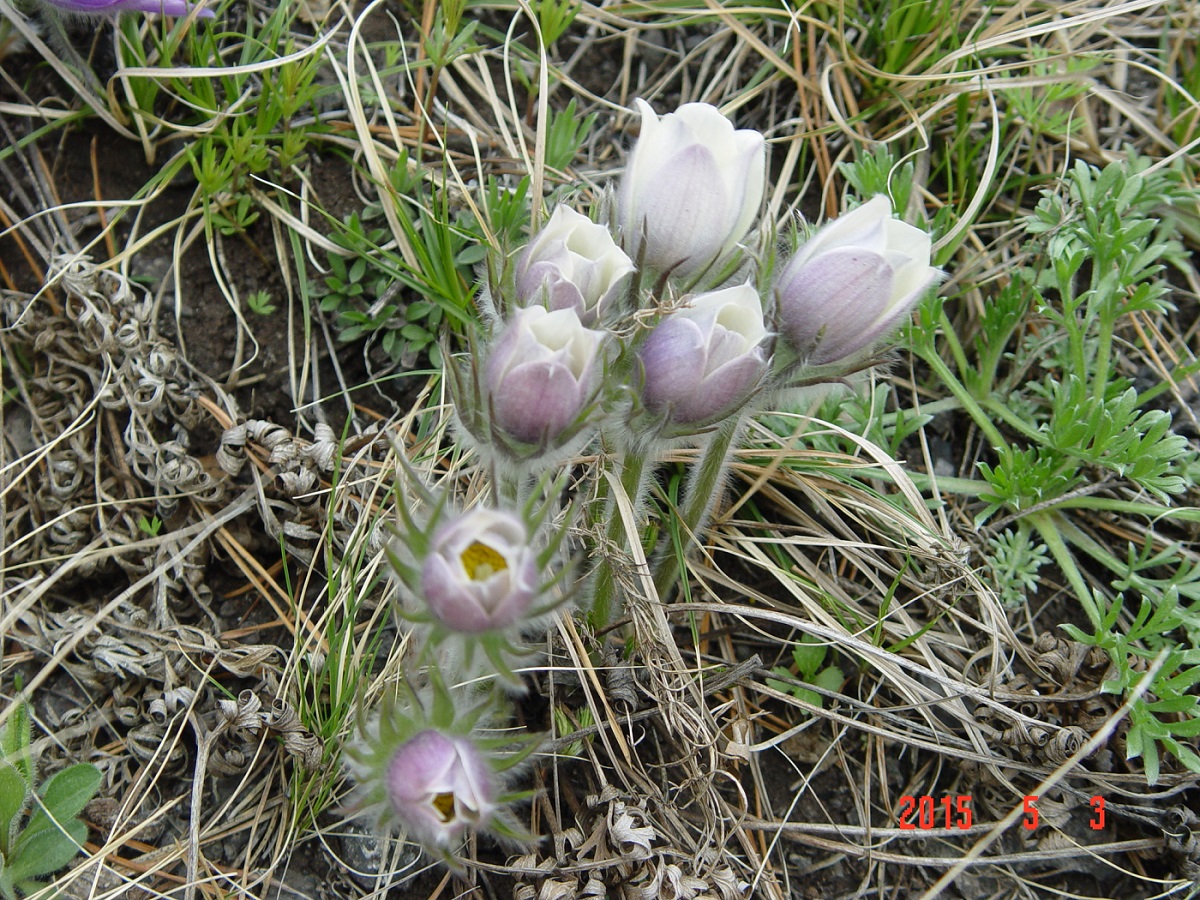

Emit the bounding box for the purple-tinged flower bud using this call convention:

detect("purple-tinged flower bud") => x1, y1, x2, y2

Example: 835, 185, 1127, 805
516, 206, 633, 324
639, 283, 768, 426
485, 306, 603, 446
420, 507, 539, 634
618, 100, 765, 277
36, 0, 215, 17
775, 195, 940, 365
385, 730, 496, 850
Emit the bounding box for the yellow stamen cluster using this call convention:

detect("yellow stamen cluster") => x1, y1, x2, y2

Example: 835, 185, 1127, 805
432, 791, 456, 822
461, 541, 507, 581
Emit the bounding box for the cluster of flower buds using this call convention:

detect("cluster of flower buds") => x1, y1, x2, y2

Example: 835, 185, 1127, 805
360, 97, 941, 866
451, 99, 940, 462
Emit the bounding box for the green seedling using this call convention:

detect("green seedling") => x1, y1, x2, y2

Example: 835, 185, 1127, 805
535, 0, 581, 47
137, 514, 163, 536
767, 636, 844, 710
0, 698, 102, 899
552, 704, 595, 759
246, 291, 277, 317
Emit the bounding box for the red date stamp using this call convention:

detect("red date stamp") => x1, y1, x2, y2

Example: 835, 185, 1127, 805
897, 795, 973, 830
896, 795, 1108, 830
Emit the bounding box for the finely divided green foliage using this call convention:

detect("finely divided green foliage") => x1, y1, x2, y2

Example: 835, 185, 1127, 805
895, 155, 1200, 781
0, 700, 101, 900
790, 145, 1199, 784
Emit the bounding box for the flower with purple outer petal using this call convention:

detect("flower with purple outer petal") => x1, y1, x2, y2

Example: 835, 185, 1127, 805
420, 507, 539, 634
775, 195, 940, 365
639, 283, 768, 426
385, 730, 496, 849
617, 100, 765, 277
485, 305, 603, 447
516, 205, 633, 324
37, 0, 215, 17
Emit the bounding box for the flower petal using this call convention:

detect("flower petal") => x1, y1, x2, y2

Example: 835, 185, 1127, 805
633, 144, 730, 273
639, 317, 709, 410
778, 247, 894, 361
491, 359, 585, 443
674, 350, 765, 424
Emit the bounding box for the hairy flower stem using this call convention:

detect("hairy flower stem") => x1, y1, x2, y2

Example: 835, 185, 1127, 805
588, 448, 651, 628
653, 415, 741, 600
496, 470, 524, 508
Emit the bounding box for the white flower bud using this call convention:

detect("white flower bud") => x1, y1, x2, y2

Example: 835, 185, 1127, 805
485, 306, 604, 446
775, 195, 940, 364
639, 283, 768, 426
618, 100, 765, 277
516, 205, 634, 324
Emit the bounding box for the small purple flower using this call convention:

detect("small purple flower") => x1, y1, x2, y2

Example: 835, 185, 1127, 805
485, 305, 603, 447
516, 205, 633, 324
385, 730, 496, 849
775, 195, 940, 365
37, 0, 215, 17
420, 508, 539, 634
618, 100, 765, 277
639, 283, 768, 426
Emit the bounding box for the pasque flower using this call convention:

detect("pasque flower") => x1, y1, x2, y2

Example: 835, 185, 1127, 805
516, 205, 633, 324
485, 305, 603, 446
775, 195, 940, 365
385, 730, 496, 850
36, 0, 215, 16
421, 507, 539, 634
639, 283, 768, 426
617, 100, 765, 277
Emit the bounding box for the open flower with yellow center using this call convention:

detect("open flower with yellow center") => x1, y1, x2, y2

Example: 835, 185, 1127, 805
385, 730, 496, 850
420, 508, 539, 634
345, 681, 535, 864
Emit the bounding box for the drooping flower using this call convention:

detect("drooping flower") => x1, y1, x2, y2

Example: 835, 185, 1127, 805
384, 730, 497, 850
774, 195, 940, 365
639, 283, 768, 426
485, 305, 603, 447
420, 507, 539, 634
35, 0, 215, 17
516, 205, 633, 324
617, 99, 765, 277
